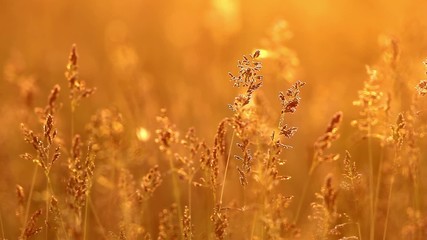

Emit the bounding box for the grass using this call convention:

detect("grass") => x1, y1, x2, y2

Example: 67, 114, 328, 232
0, 5, 427, 239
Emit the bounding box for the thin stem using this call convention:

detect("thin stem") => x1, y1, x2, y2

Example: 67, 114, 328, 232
0, 209, 5, 239
413, 178, 421, 240
294, 163, 315, 224
357, 222, 362, 240
188, 179, 192, 215
260, 189, 267, 239
382, 176, 394, 240
83, 194, 89, 240
188, 177, 193, 239
45, 174, 49, 240
140, 201, 149, 234
71, 108, 75, 143
368, 130, 375, 240
251, 183, 265, 238
219, 130, 235, 205
89, 197, 107, 238
168, 152, 184, 239
23, 165, 39, 232
250, 210, 257, 239
350, 172, 362, 240
373, 146, 384, 229
46, 177, 68, 239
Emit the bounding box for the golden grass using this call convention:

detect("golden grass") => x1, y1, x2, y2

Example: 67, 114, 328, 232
0, 2, 427, 239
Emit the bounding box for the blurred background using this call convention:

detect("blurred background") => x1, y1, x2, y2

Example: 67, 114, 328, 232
0, 0, 426, 238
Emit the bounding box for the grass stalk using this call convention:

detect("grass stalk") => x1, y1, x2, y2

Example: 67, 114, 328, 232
382, 176, 394, 240
46, 177, 68, 239
188, 175, 193, 239
368, 130, 375, 240
373, 147, 384, 224
83, 193, 89, 240
350, 162, 363, 240
45, 175, 49, 240
294, 162, 315, 224
89, 197, 107, 238
0, 209, 5, 239
357, 222, 362, 240
382, 147, 398, 240
167, 152, 184, 239
250, 210, 257, 239
23, 165, 39, 233
219, 130, 235, 205
71, 107, 75, 143
413, 178, 421, 240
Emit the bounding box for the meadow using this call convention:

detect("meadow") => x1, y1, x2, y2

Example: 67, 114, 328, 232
0, 0, 427, 239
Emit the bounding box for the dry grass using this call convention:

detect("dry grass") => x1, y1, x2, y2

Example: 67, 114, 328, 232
0, 1, 427, 240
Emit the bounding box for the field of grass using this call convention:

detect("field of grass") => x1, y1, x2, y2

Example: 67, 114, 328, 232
0, 0, 427, 239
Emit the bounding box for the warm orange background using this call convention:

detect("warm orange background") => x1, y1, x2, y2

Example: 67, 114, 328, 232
0, 0, 426, 238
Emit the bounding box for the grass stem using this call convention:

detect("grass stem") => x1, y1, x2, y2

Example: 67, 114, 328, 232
23, 165, 39, 234
46, 176, 68, 239
83, 193, 89, 240
294, 164, 314, 224
368, 130, 375, 240
0, 209, 5, 239
167, 152, 184, 239
373, 146, 384, 228
382, 176, 394, 240
45, 175, 49, 240
219, 130, 235, 206
188, 175, 193, 239
89, 197, 107, 238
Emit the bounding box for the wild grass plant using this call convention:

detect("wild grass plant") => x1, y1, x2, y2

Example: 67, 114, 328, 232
0, 2, 427, 240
